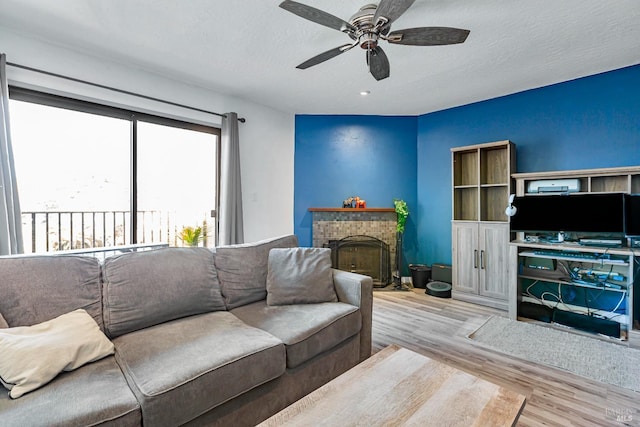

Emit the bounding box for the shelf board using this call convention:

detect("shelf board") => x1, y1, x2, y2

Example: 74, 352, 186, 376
512, 165, 640, 180
518, 274, 628, 292
511, 240, 634, 257
308, 208, 396, 212
518, 249, 629, 266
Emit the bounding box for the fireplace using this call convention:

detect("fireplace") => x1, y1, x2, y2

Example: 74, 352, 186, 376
325, 235, 391, 287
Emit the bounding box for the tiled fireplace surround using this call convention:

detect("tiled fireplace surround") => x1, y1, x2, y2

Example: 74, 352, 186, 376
310, 208, 398, 274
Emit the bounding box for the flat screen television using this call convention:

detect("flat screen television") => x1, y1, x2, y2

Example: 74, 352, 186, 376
625, 194, 640, 237
510, 193, 626, 234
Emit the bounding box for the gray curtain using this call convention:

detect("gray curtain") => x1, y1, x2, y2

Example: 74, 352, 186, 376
0, 53, 24, 255
218, 112, 244, 245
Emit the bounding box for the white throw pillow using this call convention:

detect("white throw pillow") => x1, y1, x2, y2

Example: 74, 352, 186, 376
266, 247, 338, 305
0, 309, 114, 399
0, 312, 8, 328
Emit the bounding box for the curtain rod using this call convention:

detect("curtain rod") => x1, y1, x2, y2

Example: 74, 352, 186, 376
6, 61, 246, 123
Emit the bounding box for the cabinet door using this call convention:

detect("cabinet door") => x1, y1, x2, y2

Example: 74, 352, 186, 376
452, 222, 479, 294
478, 223, 509, 300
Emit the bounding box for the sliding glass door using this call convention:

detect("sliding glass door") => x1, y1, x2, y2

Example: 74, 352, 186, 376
137, 121, 218, 248
9, 88, 219, 254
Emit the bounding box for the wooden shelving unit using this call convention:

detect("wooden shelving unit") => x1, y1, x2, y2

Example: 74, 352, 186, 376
512, 166, 640, 196
451, 141, 516, 310
510, 165, 640, 347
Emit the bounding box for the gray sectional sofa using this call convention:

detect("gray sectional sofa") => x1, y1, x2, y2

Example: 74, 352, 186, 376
0, 235, 373, 426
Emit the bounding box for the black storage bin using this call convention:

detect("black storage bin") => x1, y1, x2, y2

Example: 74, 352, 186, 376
409, 264, 431, 288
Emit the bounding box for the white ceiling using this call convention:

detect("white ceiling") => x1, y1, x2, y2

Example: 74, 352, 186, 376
1, 0, 639, 116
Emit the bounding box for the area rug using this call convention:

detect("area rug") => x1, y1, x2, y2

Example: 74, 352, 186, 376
467, 316, 640, 392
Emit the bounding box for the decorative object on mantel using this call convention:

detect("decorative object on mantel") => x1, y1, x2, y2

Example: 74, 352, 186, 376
342, 196, 366, 208
342, 197, 354, 208
393, 199, 410, 291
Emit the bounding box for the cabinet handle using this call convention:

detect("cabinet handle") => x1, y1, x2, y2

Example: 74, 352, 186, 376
480, 250, 485, 269
474, 249, 478, 269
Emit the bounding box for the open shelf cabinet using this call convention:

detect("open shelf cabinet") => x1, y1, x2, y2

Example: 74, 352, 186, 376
509, 240, 637, 343
452, 141, 515, 222
512, 166, 640, 196
452, 141, 516, 310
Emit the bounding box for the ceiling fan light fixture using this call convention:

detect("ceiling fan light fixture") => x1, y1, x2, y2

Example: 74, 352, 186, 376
360, 90, 370, 96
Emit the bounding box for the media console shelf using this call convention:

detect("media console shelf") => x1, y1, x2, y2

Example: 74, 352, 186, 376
509, 166, 640, 347
509, 241, 636, 342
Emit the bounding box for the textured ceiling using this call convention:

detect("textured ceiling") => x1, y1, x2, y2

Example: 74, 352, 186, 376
0, 0, 639, 115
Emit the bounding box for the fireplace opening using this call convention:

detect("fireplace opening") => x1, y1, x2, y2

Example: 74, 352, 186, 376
325, 235, 391, 287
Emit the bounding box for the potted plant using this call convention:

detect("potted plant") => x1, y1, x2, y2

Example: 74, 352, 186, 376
393, 199, 409, 290
179, 225, 203, 247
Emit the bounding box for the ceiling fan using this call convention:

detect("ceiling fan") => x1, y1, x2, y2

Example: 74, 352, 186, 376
279, 0, 470, 81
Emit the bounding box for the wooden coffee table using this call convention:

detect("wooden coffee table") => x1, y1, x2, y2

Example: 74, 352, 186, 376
259, 344, 526, 426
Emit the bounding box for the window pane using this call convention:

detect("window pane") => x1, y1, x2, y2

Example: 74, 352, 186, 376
10, 100, 130, 253
137, 121, 217, 247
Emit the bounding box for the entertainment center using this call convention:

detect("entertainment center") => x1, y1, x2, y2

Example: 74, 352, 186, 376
507, 166, 640, 346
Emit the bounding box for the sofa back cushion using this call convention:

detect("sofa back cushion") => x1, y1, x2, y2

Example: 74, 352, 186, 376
0, 255, 103, 330
214, 234, 299, 309
102, 247, 225, 338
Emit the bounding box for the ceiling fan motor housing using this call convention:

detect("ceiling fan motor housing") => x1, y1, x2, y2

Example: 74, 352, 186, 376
349, 4, 380, 49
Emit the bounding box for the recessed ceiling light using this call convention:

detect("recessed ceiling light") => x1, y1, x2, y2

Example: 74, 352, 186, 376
360, 90, 370, 96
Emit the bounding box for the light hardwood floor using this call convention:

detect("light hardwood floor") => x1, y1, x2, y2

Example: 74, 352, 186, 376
371, 289, 639, 427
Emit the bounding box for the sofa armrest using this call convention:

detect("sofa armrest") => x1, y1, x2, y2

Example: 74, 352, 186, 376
332, 269, 373, 362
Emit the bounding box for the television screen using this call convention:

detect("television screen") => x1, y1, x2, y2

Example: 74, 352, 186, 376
510, 193, 626, 234
625, 194, 640, 237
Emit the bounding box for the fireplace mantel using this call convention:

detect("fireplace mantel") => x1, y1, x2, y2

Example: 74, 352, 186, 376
308, 208, 395, 212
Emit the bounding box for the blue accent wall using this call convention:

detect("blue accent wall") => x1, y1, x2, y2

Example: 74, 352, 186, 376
294, 64, 640, 270
417, 64, 640, 265
293, 115, 418, 272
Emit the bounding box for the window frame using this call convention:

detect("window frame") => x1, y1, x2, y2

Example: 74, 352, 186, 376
8, 86, 221, 247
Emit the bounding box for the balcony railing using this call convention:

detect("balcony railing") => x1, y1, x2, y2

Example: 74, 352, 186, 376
21, 210, 214, 255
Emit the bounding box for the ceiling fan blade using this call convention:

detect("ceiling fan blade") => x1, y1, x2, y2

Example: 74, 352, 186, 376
296, 43, 356, 70
373, 0, 416, 27
279, 0, 356, 33
367, 46, 390, 81
387, 27, 470, 46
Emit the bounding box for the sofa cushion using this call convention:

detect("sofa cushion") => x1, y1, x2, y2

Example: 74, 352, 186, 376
102, 247, 225, 338
0, 255, 103, 330
231, 301, 361, 369
0, 309, 114, 399
113, 311, 285, 427
0, 357, 141, 427
266, 247, 337, 306
214, 234, 299, 309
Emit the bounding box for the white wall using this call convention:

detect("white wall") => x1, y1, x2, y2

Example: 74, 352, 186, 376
1, 27, 295, 243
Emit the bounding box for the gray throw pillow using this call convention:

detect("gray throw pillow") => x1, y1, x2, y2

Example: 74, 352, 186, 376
266, 247, 337, 306
102, 247, 225, 338
214, 235, 299, 309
